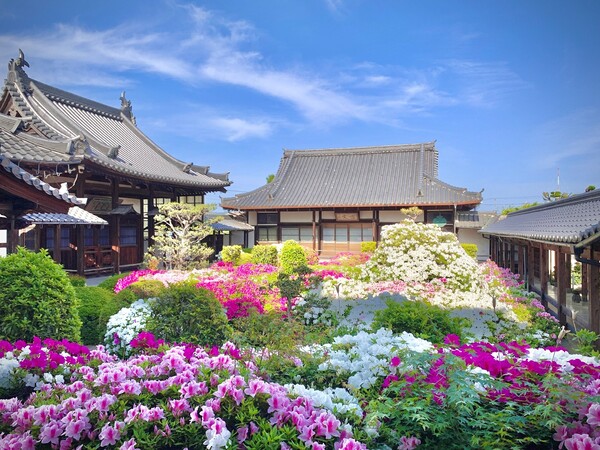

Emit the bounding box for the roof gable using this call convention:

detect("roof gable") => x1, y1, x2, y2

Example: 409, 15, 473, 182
222, 143, 481, 210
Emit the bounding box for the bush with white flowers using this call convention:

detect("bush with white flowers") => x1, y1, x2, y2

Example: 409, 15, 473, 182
104, 299, 152, 355
362, 220, 482, 293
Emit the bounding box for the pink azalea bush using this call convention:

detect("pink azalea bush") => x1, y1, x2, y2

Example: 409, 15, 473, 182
0, 337, 367, 449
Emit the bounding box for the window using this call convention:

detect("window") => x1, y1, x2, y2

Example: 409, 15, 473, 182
84, 228, 94, 247
46, 228, 55, 249
257, 213, 278, 225
257, 227, 277, 242
99, 227, 110, 246
281, 226, 313, 243
24, 229, 36, 250
60, 228, 71, 249
120, 226, 137, 246
323, 224, 372, 243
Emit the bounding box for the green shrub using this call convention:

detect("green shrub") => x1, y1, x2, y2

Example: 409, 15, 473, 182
251, 245, 279, 265
68, 274, 86, 287
97, 272, 131, 292
279, 240, 308, 274
239, 252, 252, 265
360, 241, 377, 253
221, 245, 242, 265
232, 310, 303, 351
372, 299, 469, 344
113, 288, 139, 306
147, 282, 232, 346
0, 247, 81, 342
75, 286, 121, 345
128, 279, 167, 299
461, 243, 478, 259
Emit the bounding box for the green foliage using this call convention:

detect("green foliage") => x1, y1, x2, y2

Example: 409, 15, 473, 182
68, 274, 86, 287
0, 247, 81, 342
400, 206, 422, 220
127, 279, 167, 299
572, 329, 600, 357
146, 202, 215, 270
460, 243, 478, 259
75, 286, 123, 345
360, 241, 377, 253
97, 272, 131, 292
372, 299, 469, 344
279, 240, 308, 275
369, 352, 572, 449
500, 202, 539, 215
113, 287, 139, 305
146, 282, 232, 346
221, 245, 243, 264
251, 244, 279, 265
232, 310, 303, 352
239, 251, 253, 265
542, 191, 570, 202
586, 185, 596, 192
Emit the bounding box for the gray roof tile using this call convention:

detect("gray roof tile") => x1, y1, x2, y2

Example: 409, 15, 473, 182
0, 153, 84, 206
21, 206, 107, 225
222, 143, 481, 210
481, 190, 600, 244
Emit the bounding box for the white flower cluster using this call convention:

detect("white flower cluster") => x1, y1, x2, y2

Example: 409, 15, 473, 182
104, 299, 152, 355
319, 278, 371, 300
0, 353, 19, 389
524, 348, 600, 372
362, 220, 482, 293
315, 328, 433, 389
284, 384, 363, 418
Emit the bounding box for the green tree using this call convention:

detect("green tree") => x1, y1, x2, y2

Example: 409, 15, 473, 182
542, 191, 570, 202
146, 202, 217, 270
266, 174, 275, 183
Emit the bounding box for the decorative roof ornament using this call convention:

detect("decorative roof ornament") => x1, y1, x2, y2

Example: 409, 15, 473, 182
69, 135, 91, 156
182, 163, 193, 173
108, 145, 120, 159
119, 91, 136, 125
7, 49, 31, 85
15, 49, 29, 69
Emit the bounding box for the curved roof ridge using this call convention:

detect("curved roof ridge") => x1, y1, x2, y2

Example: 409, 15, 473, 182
283, 141, 437, 156
423, 173, 482, 198
506, 190, 600, 217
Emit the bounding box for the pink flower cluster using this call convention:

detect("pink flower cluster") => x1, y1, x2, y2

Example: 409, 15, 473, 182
0, 337, 90, 372
554, 402, 600, 449
0, 338, 365, 450
114, 270, 164, 293
320, 252, 371, 267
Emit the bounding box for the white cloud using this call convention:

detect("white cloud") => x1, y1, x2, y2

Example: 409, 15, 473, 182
210, 117, 273, 141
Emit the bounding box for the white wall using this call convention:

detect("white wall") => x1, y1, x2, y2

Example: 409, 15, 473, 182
280, 211, 313, 223
457, 228, 490, 261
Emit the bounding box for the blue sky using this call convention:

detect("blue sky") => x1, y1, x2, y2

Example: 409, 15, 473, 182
0, 0, 598, 211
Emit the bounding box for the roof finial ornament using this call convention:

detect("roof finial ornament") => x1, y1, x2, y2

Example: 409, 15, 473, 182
16, 49, 29, 68
119, 91, 136, 125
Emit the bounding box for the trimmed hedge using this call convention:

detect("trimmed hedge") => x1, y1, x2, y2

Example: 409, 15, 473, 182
75, 286, 124, 345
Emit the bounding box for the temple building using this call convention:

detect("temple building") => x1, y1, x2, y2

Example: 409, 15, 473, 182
0, 50, 230, 274
221, 142, 483, 256
481, 190, 600, 334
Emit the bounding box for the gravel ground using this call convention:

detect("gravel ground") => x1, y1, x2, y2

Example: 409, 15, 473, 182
326, 293, 406, 327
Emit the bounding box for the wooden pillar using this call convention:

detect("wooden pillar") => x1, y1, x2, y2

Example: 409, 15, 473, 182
54, 226, 62, 264
7, 216, 17, 254
312, 210, 317, 251
111, 178, 120, 274
556, 249, 568, 325
518, 245, 526, 281
589, 248, 600, 333
582, 251, 589, 301
527, 244, 535, 290
75, 178, 85, 276
540, 245, 548, 306
147, 185, 155, 247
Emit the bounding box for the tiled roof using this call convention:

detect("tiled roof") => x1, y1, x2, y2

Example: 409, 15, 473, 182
0, 153, 84, 206
456, 211, 498, 229
212, 219, 254, 232
1, 52, 230, 191
20, 206, 107, 225
222, 143, 481, 210
481, 190, 600, 244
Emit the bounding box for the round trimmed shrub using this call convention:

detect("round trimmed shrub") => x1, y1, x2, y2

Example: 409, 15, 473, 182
75, 286, 122, 345
461, 243, 478, 259
221, 245, 242, 264
251, 244, 278, 265
279, 240, 308, 274
372, 299, 469, 344
0, 247, 81, 342
147, 282, 232, 346
127, 279, 167, 299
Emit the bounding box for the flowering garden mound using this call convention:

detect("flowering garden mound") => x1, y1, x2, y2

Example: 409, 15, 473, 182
0, 221, 598, 449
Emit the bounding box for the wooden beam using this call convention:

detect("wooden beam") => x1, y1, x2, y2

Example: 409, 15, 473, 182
540, 244, 549, 306
111, 178, 120, 274
0, 171, 71, 213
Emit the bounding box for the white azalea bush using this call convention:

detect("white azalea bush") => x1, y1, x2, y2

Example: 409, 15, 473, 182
362, 220, 482, 293
104, 299, 152, 356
